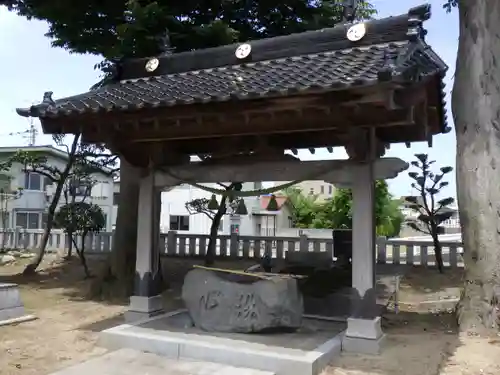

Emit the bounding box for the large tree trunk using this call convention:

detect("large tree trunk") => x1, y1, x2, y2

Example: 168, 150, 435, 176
453, 0, 500, 335
205, 195, 227, 266
91, 159, 140, 297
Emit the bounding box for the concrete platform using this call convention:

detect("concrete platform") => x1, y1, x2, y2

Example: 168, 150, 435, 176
49, 348, 275, 375
99, 310, 345, 375
0, 283, 36, 325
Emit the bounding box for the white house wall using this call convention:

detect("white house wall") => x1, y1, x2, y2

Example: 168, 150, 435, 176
0, 155, 115, 231
160, 184, 214, 234
111, 181, 291, 236
159, 183, 263, 235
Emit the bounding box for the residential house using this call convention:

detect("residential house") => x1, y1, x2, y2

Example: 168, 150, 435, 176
111, 181, 293, 235
276, 180, 335, 201
399, 195, 460, 237
0, 145, 115, 231
252, 194, 293, 236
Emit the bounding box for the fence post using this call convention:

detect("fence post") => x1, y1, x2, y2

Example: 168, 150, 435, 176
158, 233, 166, 255
166, 231, 177, 255
230, 232, 239, 258
13, 227, 20, 249
299, 234, 308, 252
377, 236, 387, 264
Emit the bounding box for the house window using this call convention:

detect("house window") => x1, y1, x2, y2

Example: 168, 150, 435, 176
320, 185, 324, 194
230, 224, 240, 234
288, 216, 293, 228
15, 212, 42, 229
169, 215, 189, 231
309, 188, 314, 195
24, 172, 43, 191
329, 185, 333, 194
113, 192, 120, 205
218, 219, 224, 232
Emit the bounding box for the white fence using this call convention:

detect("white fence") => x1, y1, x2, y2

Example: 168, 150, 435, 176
0, 229, 464, 268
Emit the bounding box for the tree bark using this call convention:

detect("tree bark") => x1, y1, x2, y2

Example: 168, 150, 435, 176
432, 234, 444, 274
453, 0, 500, 334
205, 195, 227, 266
72, 236, 91, 278
91, 158, 140, 297
65, 230, 74, 259
23, 135, 80, 275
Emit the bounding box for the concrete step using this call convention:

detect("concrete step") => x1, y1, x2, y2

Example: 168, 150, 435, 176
0, 283, 36, 326
0, 283, 25, 320
49, 348, 276, 375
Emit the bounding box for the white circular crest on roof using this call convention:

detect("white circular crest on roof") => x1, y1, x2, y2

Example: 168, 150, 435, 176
235, 43, 252, 59
346, 23, 366, 42
145, 58, 159, 72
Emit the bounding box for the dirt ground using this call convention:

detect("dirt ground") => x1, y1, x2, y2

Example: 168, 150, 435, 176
0, 255, 499, 375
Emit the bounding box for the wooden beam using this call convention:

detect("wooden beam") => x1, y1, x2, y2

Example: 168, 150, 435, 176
82, 107, 414, 143
393, 85, 428, 108
342, 128, 387, 161
154, 157, 409, 186
41, 84, 405, 131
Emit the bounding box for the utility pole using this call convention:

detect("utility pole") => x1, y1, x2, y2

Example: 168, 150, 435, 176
8, 113, 38, 146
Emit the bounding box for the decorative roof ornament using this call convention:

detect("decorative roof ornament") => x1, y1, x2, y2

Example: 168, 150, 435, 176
144, 28, 174, 73
145, 58, 160, 72
41, 91, 55, 108
343, 1, 364, 42
16, 91, 55, 118
235, 43, 252, 60
346, 23, 366, 42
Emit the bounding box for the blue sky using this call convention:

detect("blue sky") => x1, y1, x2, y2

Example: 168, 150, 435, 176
0, 1, 458, 198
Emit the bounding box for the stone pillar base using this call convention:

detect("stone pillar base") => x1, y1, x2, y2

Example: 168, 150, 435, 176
124, 295, 164, 323
342, 317, 385, 354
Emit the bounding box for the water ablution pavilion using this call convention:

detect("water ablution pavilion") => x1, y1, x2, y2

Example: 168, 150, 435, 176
17, 3, 447, 375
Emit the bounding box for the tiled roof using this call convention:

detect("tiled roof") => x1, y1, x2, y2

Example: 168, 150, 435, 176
17, 4, 447, 120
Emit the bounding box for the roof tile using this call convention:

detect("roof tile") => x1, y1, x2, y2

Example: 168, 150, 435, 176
31, 41, 441, 118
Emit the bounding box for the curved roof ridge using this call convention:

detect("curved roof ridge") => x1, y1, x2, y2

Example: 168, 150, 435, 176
117, 4, 432, 80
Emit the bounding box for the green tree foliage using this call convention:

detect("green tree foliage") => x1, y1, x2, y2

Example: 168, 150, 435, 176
405, 153, 455, 273
284, 181, 403, 237
283, 187, 320, 228
54, 202, 106, 277
7, 136, 116, 274
1, 1, 376, 60
314, 180, 403, 237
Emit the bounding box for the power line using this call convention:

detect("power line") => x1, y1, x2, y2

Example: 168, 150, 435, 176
4, 106, 38, 146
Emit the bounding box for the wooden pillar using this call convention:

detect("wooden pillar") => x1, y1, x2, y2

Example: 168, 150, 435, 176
125, 169, 163, 322
343, 134, 385, 354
